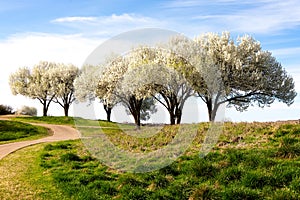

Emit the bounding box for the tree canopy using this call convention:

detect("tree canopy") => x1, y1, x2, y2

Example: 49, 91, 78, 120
9, 31, 296, 122
193, 32, 297, 121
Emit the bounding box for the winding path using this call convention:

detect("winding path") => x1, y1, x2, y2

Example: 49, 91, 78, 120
0, 122, 80, 160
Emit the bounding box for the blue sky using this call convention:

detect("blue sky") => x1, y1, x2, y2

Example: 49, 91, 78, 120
0, 0, 300, 122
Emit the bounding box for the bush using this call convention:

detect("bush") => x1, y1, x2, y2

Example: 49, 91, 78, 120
0, 104, 14, 115
16, 105, 37, 116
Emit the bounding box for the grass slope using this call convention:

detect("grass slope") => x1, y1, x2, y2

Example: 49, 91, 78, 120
12, 116, 76, 125
0, 120, 50, 144
12, 116, 127, 128
0, 121, 299, 199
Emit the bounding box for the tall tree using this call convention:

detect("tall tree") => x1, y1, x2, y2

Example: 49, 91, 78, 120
52, 63, 79, 117
9, 61, 57, 116
193, 32, 297, 121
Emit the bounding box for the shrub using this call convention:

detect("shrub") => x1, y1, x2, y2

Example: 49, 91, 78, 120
16, 105, 37, 116
0, 104, 14, 115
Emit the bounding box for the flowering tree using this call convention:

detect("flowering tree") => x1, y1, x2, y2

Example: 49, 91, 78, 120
74, 64, 114, 122
10, 61, 80, 117
193, 32, 297, 121
9, 61, 57, 116
119, 44, 199, 125
51, 64, 79, 116
96, 56, 151, 127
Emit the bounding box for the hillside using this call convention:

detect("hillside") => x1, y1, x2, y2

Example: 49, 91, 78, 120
0, 118, 299, 199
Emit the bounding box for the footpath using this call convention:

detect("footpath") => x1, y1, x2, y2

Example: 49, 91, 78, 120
0, 120, 79, 160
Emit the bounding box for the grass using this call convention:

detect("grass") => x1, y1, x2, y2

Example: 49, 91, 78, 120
12, 116, 133, 129
0, 143, 66, 200
0, 120, 50, 144
0, 120, 300, 199
12, 116, 76, 125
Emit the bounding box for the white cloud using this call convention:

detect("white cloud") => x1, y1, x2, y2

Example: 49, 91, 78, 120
166, 0, 300, 34
51, 14, 167, 37
228, 1, 300, 33
51, 16, 97, 23
271, 47, 300, 57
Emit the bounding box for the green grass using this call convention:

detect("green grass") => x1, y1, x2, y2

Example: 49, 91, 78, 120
1, 121, 300, 199
0, 120, 50, 144
13, 116, 76, 125
12, 116, 132, 129
0, 143, 66, 199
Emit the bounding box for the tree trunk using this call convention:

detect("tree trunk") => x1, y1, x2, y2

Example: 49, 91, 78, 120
103, 104, 112, 122
168, 105, 182, 125
170, 112, 176, 125
107, 108, 111, 122
206, 97, 219, 122
133, 112, 141, 129
175, 108, 182, 124
128, 96, 143, 129
64, 103, 69, 117
206, 98, 213, 122
43, 103, 48, 116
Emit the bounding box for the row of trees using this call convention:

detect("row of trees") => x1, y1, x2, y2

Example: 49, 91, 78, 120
9, 61, 79, 116
9, 32, 297, 126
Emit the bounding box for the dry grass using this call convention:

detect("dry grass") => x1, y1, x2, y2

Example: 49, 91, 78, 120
0, 143, 64, 200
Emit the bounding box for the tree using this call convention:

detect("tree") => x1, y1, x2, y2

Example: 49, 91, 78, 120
0, 105, 14, 115
74, 64, 114, 122
193, 32, 297, 121
16, 105, 37, 116
96, 56, 153, 127
51, 64, 79, 117
9, 61, 57, 116
121, 46, 197, 125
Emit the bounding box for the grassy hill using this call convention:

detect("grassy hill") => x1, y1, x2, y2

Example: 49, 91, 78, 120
0, 117, 299, 199
0, 120, 50, 144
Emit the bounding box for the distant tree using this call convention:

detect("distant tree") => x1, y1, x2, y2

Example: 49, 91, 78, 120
51, 64, 79, 117
9, 61, 57, 116
193, 32, 297, 121
16, 105, 37, 116
0, 105, 14, 115
140, 97, 158, 121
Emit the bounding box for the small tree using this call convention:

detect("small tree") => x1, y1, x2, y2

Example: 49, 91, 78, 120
52, 63, 79, 117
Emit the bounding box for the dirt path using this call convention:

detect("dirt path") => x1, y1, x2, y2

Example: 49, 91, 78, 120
0, 123, 80, 160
